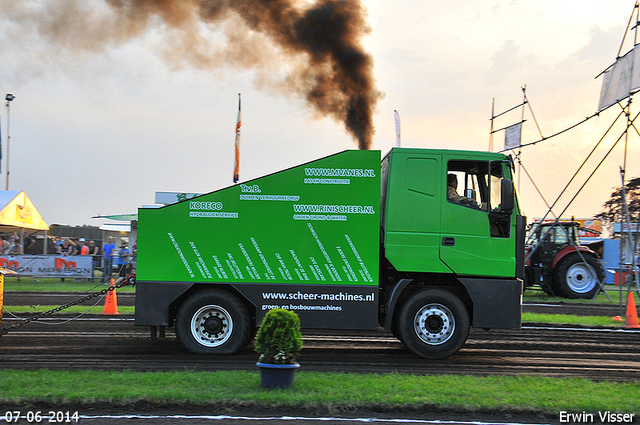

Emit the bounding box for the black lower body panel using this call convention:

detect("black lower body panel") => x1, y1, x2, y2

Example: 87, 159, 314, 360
457, 277, 522, 329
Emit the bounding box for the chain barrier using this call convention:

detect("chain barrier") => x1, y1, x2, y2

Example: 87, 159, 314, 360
0, 274, 136, 336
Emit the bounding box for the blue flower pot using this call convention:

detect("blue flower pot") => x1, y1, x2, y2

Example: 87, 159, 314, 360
257, 362, 300, 389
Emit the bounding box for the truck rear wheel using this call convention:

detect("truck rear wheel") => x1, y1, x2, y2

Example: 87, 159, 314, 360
175, 289, 252, 354
554, 253, 604, 299
397, 289, 470, 359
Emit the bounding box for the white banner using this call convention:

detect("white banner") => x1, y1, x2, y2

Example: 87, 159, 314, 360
504, 122, 522, 150
0, 255, 93, 277
598, 45, 640, 111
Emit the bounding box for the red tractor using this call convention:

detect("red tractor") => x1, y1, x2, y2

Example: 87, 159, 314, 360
525, 221, 605, 299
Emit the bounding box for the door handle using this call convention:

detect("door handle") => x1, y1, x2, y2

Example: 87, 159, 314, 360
442, 237, 455, 246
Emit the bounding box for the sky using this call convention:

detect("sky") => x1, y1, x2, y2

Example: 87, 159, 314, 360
0, 0, 638, 231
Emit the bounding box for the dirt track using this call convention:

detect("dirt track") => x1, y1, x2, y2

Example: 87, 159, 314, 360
1, 292, 639, 382
2, 292, 639, 424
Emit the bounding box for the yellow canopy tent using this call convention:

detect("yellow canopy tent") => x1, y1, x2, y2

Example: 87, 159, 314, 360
0, 191, 48, 232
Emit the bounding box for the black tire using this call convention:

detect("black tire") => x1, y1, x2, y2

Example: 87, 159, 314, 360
524, 266, 534, 290
553, 253, 605, 299
175, 289, 253, 354
396, 289, 470, 359
390, 317, 403, 343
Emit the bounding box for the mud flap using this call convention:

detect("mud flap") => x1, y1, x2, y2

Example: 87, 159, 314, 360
457, 277, 522, 329
135, 281, 194, 326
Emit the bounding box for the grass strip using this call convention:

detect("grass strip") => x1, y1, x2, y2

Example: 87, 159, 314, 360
2, 305, 135, 315
521, 312, 624, 327
3, 279, 135, 293
524, 286, 635, 305
1, 370, 638, 414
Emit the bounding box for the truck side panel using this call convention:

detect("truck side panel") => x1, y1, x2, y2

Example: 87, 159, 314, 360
232, 283, 378, 329
136, 150, 381, 329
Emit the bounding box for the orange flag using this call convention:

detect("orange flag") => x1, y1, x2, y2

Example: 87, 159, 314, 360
233, 93, 241, 183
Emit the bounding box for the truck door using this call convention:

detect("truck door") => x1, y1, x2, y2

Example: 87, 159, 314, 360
440, 159, 515, 278
382, 149, 450, 274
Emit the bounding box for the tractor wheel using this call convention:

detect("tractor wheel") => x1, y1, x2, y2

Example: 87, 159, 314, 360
175, 289, 253, 354
397, 289, 470, 359
553, 253, 604, 299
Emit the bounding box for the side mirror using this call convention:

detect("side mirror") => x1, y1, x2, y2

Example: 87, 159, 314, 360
500, 179, 515, 212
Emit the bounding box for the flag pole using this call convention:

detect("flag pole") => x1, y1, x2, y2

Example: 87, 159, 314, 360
5, 94, 14, 190
394, 110, 401, 147
233, 93, 241, 184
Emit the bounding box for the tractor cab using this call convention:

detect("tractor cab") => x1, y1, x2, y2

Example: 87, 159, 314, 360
528, 222, 582, 262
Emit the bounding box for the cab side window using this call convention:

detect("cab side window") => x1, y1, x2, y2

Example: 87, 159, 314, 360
446, 161, 488, 211
489, 161, 508, 211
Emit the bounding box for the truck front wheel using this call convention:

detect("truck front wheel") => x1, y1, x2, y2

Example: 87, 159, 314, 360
175, 289, 252, 354
397, 289, 470, 359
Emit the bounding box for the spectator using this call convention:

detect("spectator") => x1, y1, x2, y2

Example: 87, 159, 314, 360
57, 238, 73, 255
76, 238, 89, 255
54, 236, 63, 252
88, 240, 100, 279
7, 236, 22, 255
130, 244, 137, 273
117, 241, 130, 277
103, 236, 116, 282
69, 239, 79, 256
0, 235, 9, 254
23, 233, 36, 255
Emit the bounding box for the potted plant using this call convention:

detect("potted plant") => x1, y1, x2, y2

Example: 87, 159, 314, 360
255, 308, 303, 389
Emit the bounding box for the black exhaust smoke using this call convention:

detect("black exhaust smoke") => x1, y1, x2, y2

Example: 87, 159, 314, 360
16, 0, 382, 149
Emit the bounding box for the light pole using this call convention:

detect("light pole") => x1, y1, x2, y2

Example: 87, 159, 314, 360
5, 93, 14, 191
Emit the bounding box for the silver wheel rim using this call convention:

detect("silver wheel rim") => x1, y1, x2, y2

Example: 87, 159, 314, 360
191, 304, 233, 347
413, 303, 455, 345
566, 262, 598, 294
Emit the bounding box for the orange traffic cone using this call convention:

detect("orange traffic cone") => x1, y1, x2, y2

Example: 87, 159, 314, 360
624, 291, 640, 329
102, 278, 119, 315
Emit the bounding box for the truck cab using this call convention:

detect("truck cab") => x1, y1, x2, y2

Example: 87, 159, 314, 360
379, 148, 525, 358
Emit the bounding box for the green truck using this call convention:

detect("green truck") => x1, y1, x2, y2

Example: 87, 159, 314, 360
135, 147, 526, 359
